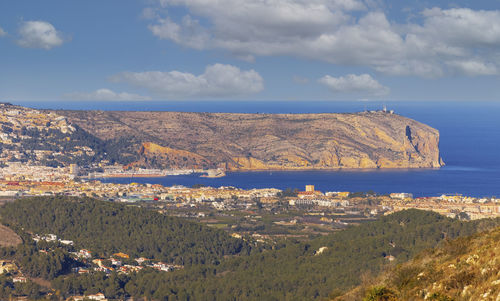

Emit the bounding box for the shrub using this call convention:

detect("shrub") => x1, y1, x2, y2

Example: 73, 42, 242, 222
363, 286, 398, 301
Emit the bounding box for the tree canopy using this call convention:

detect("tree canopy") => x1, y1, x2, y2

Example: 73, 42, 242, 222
0, 196, 251, 266
1, 197, 499, 300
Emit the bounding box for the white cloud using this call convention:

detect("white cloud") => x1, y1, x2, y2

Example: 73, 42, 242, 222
110, 64, 264, 99
64, 89, 151, 101
151, 0, 355, 54
146, 1, 500, 77
447, 60, 498, 76
17, 21, 65, 50
319, 74, 389, 96
149, 15, 210, 50
0, 27, 6, 37
396, 8, 500, 76
418, 8, 500, 48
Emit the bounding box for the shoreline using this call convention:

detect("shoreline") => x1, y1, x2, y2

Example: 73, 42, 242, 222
92, 166, 445, 181
98, 174, 165, 178
93, 166, 443, 179
224, 166, 443, 172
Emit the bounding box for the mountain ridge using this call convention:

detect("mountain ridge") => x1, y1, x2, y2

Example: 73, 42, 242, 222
55, 109, 444, 170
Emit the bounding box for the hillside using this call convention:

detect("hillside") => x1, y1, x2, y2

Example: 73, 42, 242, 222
1, 203, 498, 300
47, 209, 497, 300
0, 103, 127, 168
337, 226, 500, 301
0, 103, 444, 170
0, 196, 251, 266
150, 210, 496, 300
57, 109, 444, 170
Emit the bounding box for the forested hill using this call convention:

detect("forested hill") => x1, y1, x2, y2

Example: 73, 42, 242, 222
1, 199, 499, 300
153, 210, 497, 300
0, 197, 251, 265
49, 209, 497, 300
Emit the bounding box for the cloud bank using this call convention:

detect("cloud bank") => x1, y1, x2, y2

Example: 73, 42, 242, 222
111, 64, 264, 99
17, 21, 65, 50
146, 1, 500, 77
65, 89, 151, 101
0, 27, 6, 37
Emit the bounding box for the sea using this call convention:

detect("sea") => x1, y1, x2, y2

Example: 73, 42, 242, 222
16, 100, 500, 198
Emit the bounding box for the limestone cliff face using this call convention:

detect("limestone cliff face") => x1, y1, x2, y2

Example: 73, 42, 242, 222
131, 142, 211, 169
58, 110, 444, 170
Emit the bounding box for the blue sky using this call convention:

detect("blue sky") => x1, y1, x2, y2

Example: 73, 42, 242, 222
1, 0, 500, 102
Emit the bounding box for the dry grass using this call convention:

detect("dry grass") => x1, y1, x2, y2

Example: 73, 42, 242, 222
335, 227, 500, 301
0, 223, 22, 247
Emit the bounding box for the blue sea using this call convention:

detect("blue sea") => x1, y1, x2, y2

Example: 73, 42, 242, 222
16, 100, 500, 197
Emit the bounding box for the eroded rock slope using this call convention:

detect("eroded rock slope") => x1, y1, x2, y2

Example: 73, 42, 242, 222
57, 110, 444, 170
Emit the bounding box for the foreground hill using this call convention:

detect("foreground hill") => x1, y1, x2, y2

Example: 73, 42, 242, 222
57, 109, 444, 170
337, 226, 500, 301
148, 210, 496, 300
1, 201, 498, 300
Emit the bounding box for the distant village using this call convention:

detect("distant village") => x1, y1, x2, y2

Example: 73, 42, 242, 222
32, 233, 183, 275
0, 177, 499, 222
2, 231, 182, 301
0, 103, 225, 180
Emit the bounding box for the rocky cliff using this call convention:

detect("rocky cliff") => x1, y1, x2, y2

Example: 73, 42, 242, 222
57, 110, 444, 170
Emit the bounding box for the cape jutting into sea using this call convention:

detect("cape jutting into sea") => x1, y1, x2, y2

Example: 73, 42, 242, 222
19, 100, 500, 197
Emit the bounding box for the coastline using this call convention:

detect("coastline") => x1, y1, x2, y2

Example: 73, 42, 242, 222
94, 165, 497, 198
98, 174, 166, 178
92, 166, 443, 180
225, 166, 443, 172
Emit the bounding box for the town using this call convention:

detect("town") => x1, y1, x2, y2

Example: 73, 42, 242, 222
1, 178, 499, 242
